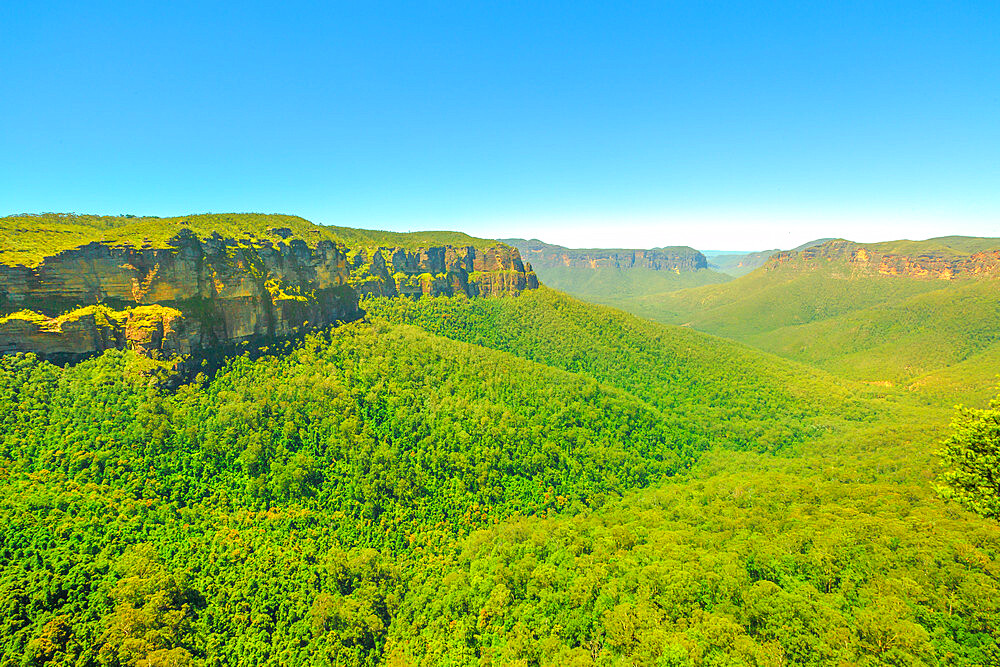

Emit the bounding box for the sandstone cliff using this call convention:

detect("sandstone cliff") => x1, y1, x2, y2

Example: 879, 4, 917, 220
706, 239, 833, 277
347, 243, 537, 298
0, 223, 537, 363
503, 239, 708, 272
764, 238, 1000, 280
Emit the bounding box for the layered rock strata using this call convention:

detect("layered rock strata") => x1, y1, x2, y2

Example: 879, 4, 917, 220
347, 244, 538, 297
766, 240, 1000, 280
0, 230, 537, 362
503, 239, 708, 272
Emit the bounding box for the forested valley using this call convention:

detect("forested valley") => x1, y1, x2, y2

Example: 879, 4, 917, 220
2, 283, 998, 666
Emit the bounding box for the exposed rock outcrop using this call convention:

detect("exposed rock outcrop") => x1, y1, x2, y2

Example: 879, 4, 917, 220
706, 239, 833, 277
765, 239, 1000, 280
0, 305, 193, 361
0, 229, 537, 363
347, 244, 538, 297
503, 239, 707, 272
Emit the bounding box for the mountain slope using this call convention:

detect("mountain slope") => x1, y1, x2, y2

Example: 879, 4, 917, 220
0, 317, 706, 663
751, 279, 1000, 385
366, 290, 999, 666
387, 411, 1000, 666
636, 263, 947, 337
365, 288, 881, 452
626, 236, 1000, 398
0, 287, 898, 665
1, 286, 997, 665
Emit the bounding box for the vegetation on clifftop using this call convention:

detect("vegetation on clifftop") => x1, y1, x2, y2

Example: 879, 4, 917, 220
0, 213, 500, 266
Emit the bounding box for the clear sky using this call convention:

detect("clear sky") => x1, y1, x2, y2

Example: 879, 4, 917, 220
2, 1, 998, 250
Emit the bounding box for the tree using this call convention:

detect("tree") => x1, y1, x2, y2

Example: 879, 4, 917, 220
98, 546, 198, 667
937, 398, 1000, 520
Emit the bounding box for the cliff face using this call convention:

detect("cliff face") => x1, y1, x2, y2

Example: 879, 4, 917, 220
348, 244, 538, 298
0, 229, 537, 362
503, 239, 708, 272
765, 239, 1000, 280
0, 305, 193, 360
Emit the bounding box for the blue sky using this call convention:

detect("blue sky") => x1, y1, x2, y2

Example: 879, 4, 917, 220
2, 1, 997, 249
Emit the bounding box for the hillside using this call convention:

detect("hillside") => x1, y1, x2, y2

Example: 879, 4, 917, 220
388, 411, 999, 665
1, 288, 996, 665
623, 236, 1000, 397
364, 289, 883, 452
0, 320, 701, 663
635, 260, 948, 336
751, 279, 1000, 386
366, 292, 1000, 665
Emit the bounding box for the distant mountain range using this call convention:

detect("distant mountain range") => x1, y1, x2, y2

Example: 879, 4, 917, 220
500, 236, 840, 306
624, 234, 1000, 398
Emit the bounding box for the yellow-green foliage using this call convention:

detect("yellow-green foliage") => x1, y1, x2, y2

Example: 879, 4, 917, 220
747, 280, 1000, 387
631, 261, 947, 335
1, 304, 179, 333
907, 345, 1000, 407
124, 304, 182, 323
1, 291, 997, 665
0, 212, 501, 266
264, 278, 313, 303
937, 396, 1000, 520
2, 305, 118, 331
364, 288, 884, 452
0, 309, 51, 325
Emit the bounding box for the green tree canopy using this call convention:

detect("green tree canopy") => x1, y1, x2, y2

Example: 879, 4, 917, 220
938, 397, 1000, 520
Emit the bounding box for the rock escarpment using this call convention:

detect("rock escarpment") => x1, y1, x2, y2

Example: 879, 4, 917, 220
0, 305, 191, 360
0, 228, 537, 363
765, 239, 1000, 280
503, 239, 708, 272
348, 244, 537, 297
706, 239, 833, 277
